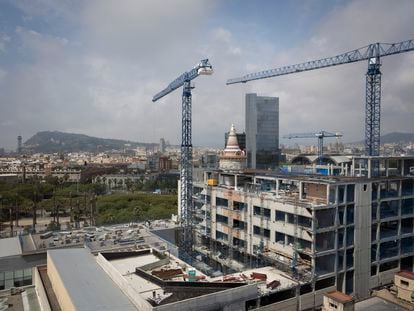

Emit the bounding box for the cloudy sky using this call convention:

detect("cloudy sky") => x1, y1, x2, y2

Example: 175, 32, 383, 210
0, 0, 413, 150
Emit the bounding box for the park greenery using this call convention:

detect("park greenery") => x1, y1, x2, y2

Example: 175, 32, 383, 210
95, 193, 177, 225
0, 177, 177, 228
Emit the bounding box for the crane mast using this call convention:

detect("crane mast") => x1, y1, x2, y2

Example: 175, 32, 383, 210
227, 39, 414, 174
153, 59, 213, 257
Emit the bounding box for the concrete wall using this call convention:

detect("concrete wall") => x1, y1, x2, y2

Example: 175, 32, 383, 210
323, 296, 354, 311
154, 284, 258, 311
47, 253, 76, 311
96, 253, 153, 311
256, 297, 297, 311
257, 286, 336, 311
33, 267, 51, 311
354, 182, 372, 299
369, 267, 400, 289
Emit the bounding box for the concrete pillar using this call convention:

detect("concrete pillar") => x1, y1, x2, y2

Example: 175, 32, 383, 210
368, 159, 372, 178
234, 175, 238, 191
276, 179, 279, 197
353, 183, 372, 299
352, 158, 355, 176
386, 159, 389, 177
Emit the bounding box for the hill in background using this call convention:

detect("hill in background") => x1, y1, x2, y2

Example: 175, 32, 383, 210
380, 132, 414, 144
24, 131, 157, 153
348, 132, 414, 145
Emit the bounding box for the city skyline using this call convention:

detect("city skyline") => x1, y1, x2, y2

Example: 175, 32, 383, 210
0, 0, 413, 150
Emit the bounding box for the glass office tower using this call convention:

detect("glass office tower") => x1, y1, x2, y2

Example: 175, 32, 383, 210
245, 93, 279, 169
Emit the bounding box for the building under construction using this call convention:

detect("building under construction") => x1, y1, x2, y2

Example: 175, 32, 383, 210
190, 126, 414, 307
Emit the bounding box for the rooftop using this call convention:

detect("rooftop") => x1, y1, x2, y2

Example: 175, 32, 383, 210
325, 290, 354, 303
48, 248, 137, 311
396, 270, 414, 281
0, 237, 22, 258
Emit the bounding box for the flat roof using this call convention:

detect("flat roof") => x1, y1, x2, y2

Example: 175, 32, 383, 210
48, 249, 136, 311
325, 291, 354, 303
0, 237, 22, 258
0, 253, 46, 272
209, 266, 296, 290
355, 297, 405, 311
396, 270, 414, 281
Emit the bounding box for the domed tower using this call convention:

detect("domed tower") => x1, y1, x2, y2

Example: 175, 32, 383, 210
219, 124, 247, 171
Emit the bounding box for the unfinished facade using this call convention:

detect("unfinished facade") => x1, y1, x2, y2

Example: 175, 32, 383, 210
192, 155, 414, 305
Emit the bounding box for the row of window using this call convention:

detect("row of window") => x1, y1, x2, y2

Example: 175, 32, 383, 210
372, 199, 414, 220
371, 256, 413, 276
275, 211, 312, 228
371, 218, 414, 241
371, 237, 414, 261
0, 269, 32, 290
329, 184, 355, 204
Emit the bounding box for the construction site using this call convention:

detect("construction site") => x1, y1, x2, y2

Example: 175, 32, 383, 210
1, 39, 414, 311
147, 39, 414, 310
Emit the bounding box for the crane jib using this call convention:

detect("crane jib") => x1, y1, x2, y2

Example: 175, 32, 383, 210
226, 39, 414, 85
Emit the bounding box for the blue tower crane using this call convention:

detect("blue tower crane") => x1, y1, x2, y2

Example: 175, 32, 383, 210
152, 59, 213, 256
227, 39, 414, 173
283, 131, 342, 161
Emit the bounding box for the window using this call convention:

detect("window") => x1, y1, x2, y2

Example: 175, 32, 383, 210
346, 249, 354, 268
315, 209, 335, 228
298, 216, 312, 228
379, 260, 399, 272
371, 203, 378, 221
380, 221, 398, 239
234, 201, 247, 211
338, 228, 344, 248
216, 230, 228, 241
233, 237, 245, 248
287, 213, 295, 224
346, 227, 354, 246
233, 219, 245, 230
275, 232, 285, 243
346, 205, 354, 224
347, 184, 355, 202
254, 206, 270, 218
380, 240, 399, 259
402, 198, 414, 215
216, 214, 228, 224
216, 197, 228, 207
316, 232, 335, 251
275, 211, 285, 221
371, 265, 377, 276
380, 200, 399, 218
401, 280, 409, 288
338, 185, 345, 204
253, 226, 270, 238
371, 224, 377, 242
329, 186, 336, 204
329, 302, 338, 309
338, 206, 345, 225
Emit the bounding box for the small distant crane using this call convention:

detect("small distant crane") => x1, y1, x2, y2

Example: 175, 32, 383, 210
283, 131, 342, 162
152, 59, 213, 256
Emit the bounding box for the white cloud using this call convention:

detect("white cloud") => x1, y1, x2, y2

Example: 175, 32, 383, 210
0, 0, 413, 150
